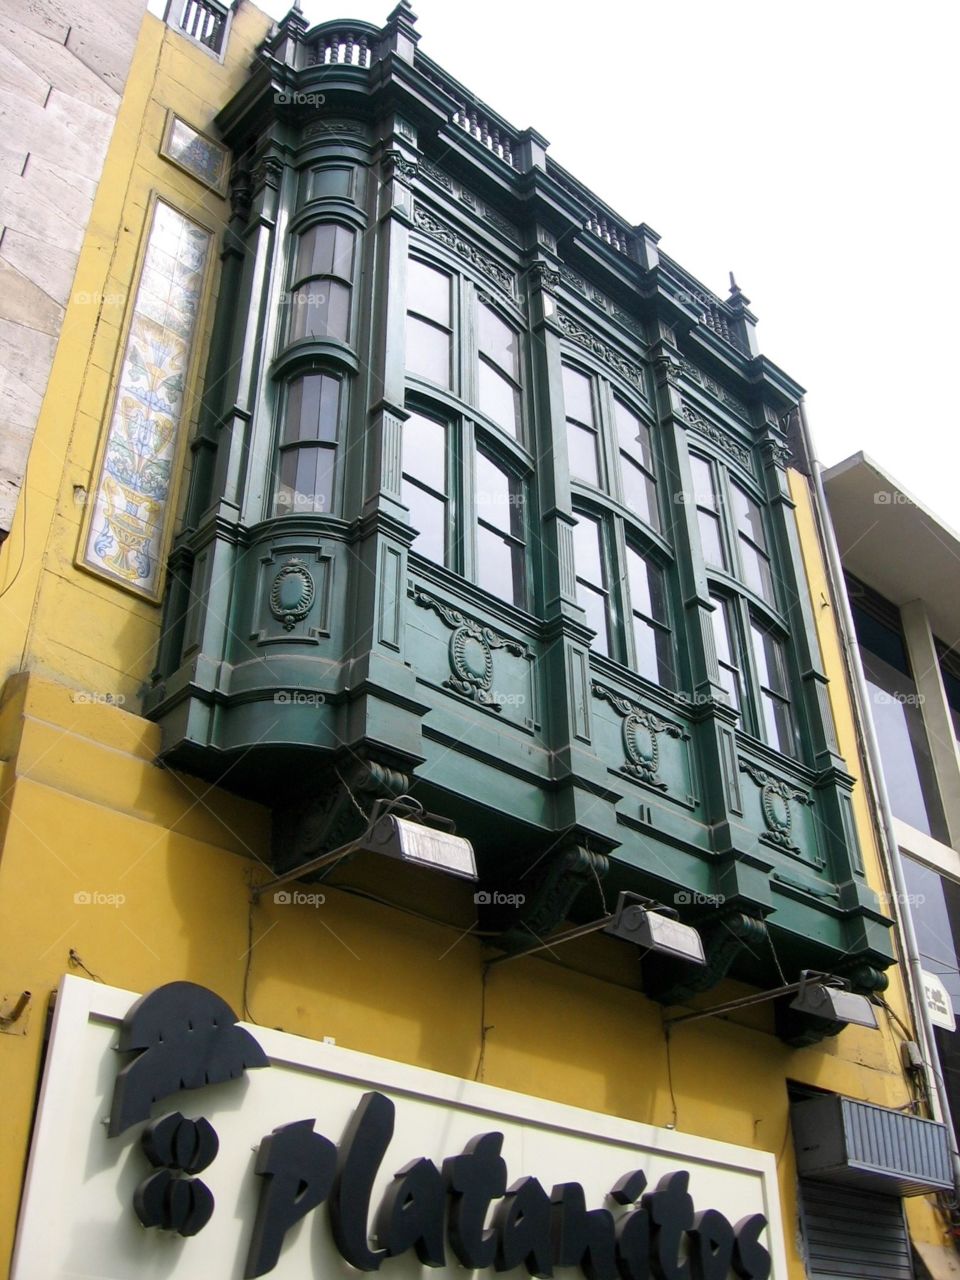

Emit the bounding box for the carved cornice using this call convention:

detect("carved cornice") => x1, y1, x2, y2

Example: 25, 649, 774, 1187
681, 402, 751, 468
556, 313, 646, 394
681, 358, 749, 419
412, 205, 516, 297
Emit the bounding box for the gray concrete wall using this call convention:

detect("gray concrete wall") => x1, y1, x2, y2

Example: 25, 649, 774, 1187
0, 0, 147, 539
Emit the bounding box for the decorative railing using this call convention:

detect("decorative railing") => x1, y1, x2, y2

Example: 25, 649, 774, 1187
660, 257, 746, 353
307, 24, 377, 67
416, 56, 519, 168
177, 0, 228, 53
546, 160, 636, 259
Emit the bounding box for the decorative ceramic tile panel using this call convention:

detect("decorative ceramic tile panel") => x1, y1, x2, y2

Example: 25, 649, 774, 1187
82, 200, 212, 600
159, 112, 229, 193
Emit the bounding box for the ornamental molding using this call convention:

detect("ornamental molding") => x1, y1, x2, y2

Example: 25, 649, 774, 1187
421, 160, 454, 190
412, 204, 516, 297
383, 149, 419, 181
762, 439, 792, 468
592, 682, 683, 790
302, 119, 369, 142
681, 358, 750, 419
527, 262, 562, 291
413, 587, 527, 710
269, 557, 316, 631
739, 761, 813, 852
681, 402, 751, 468
556, 312, 646, 393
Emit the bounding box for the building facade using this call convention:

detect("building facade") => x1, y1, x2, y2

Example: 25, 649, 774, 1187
822, 453, 960, 1195
1, 3, 958, 1277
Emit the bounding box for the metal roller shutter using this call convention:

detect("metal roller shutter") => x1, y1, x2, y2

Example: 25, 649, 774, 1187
799, 1180, 914, 1279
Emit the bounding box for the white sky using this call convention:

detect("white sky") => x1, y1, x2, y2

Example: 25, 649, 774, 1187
281, 0, 959, 528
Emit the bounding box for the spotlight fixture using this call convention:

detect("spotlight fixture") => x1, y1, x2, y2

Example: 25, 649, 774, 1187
252, 797, 477, 902
790, 978, 878, 1029
487, 891, 706, 968
664, 969, 879, 1033
603, 894, 706, 964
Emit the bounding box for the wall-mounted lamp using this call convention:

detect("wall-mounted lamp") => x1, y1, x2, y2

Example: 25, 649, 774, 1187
252, 798, 477, 902
486, 891, 706, 968
663, 970, 878, 1031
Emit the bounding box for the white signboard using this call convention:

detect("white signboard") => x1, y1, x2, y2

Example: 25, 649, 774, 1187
921, 968, 957, 1032
12, 976, 787, 1279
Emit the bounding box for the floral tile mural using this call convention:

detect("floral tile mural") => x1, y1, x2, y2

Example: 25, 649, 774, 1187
160, 113, 229, 194
82, 200, 212, 599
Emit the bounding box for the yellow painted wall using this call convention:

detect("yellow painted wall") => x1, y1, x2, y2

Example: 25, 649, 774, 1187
1, 665, 956, 1276
0, 5, 955, 1274
0, 3, 274, 707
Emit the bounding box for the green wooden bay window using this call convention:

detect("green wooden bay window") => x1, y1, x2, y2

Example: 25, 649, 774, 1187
288, 223, 356, 343
274, 373, 343, 515
400, 406, 529, 610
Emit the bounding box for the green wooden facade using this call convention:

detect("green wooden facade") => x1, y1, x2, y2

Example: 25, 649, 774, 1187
146, 2, 893, 1031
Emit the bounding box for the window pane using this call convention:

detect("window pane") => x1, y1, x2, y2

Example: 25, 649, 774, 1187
751, 624, 788, 696
572, 515, 603, 587
741, 541, 776, 604
632, 616, 674, 688
285, 374, 340, 443
479, 305, 518, 377
690, 455, 716, 509
732, 484, 767, 549
403, 481, 445, 563
408, 258, 450, 325
290, 280, 351, 341
478, 360, 519, 436
620, 457, 659, 530
579, 583, 609, 656
403, 413, 446, 492
761, 693, 796, 756
567, 421, 599, 487
627, 548, 667, 623
710, 598, 741, 713
476, 454, 522, 537
297, 224, 355, 280
562, 365, 593, 425
697, 510, 725, 567
477, 525, 525, 607
276, 445, 334, 515
859, 645, 949, 841
406, 315, 451, 386
614, 400, 654, 471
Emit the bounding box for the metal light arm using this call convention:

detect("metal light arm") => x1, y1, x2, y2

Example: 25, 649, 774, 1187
663, 970, 845, 1027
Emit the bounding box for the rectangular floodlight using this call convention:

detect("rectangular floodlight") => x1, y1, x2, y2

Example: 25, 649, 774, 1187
366, 815, 478, 881
791, 983, 878, 1029
604, 897, 706, 965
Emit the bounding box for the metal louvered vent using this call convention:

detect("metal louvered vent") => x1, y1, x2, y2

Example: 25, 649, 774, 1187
792, 1094, 952, 1196
799, 1180, 914, 1279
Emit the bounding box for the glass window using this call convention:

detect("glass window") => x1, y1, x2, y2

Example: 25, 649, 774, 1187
478, 305, 521, 438
750, 622, 797, 755
563, 365, 601, 488
615, 400, 659, 531
406, 259, 452, 388
710, 595, 743, 719
938, 644, 960, 747
626, 546, 673, 686
732, 483, 776, 605
275, 374, 341, 515
851, 593, 949, 842
402, 411, 448, 564
690, 454, 725, 569
475, 453, 525, 607
572, 514, 610, 655
901, 857, 960, 1154
288, 223, 355, 343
